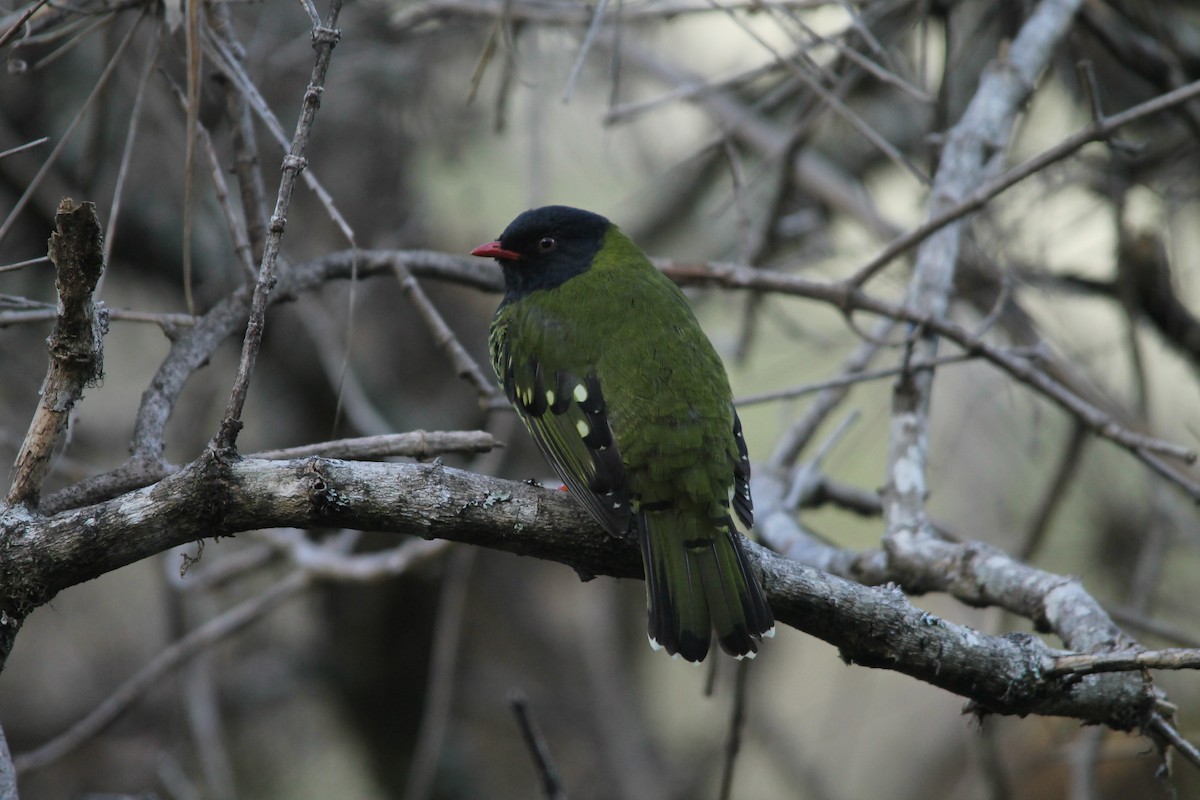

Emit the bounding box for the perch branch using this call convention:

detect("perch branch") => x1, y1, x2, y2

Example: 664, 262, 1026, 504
0, 456, 1170, 732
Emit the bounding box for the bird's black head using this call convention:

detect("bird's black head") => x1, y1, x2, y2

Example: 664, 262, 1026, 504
471, 205, 610, 300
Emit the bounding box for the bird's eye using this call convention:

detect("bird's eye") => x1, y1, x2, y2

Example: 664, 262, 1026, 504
538, 237, 557, 252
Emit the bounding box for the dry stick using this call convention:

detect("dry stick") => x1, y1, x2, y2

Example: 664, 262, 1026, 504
1149, 713, 1200, 768
100, 31, 159, 296
561, 0, 609, 102
847, 74, 1200, 288
0, 255, 50, 273
1107, 605, 1200, 649
163, 75, 258, 282
248, 431, 499, 461
214, 4, 342, 451
12, 571, 312, 775
182, 0, 203, 315
6, 199, 107, 510
705, 0, 929, 185
508, 692, 568, 800
1049, 648, 1200, 677
0, 307, 196, 327
203, 26, 355, 248
218, 31, 271, 267
1068, 727, 1103, 800
392, 264, 500, 404
736, 349, 1001, 407
0, 0, 51, 48
0, 137, 49, 161
391, 0, 836, 30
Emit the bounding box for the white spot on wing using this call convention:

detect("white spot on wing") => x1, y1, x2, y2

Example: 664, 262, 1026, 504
573, 383, 588, 403
575, 419, 590, 438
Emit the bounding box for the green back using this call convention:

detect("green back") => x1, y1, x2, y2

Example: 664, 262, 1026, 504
490, 226, 738, 516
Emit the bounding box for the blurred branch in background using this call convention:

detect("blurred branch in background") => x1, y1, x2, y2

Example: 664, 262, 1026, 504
2, 0, 1200, 797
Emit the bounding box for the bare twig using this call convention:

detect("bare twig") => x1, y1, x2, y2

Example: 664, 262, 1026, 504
561, 0, 609, 102
848, 76, 1200, 288
736, 349, 1009, 407
214, 2, 342, 451
100, 31, 159, 295
0, 136, 48, 160
1049, 648, 1200, 677
392, 263, 500, 404
658, 261, 1200, 494
508, 692, 567, 800
0, 0, 51, 49
249, 430, 499, 461
163, 72, 258, 283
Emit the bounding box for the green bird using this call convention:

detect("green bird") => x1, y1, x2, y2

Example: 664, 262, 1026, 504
472, 205, 774, 662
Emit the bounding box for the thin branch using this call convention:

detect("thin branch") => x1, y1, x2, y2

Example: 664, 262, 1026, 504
508, 692, 568, 800
0, 0, 52, 49
1148, 714, 1200, 772
214, 3, 342, 451
561, 0, 609, 102
1049, 648, 1200, 677
1018, 420, 1088, 560
248, 430, 500, 460
848, 75, 1200, 288
100, 30, 158, 294
657, 261, 1200, 493
392, 263, 499, 404
0, 136, 48, 160
736, 349, 1012, 407
882, 0, 1085, 558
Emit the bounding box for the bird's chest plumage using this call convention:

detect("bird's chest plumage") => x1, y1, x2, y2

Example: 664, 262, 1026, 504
490, 269, 736, 511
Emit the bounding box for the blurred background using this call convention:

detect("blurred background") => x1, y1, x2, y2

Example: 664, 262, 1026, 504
2, 0, 1200, 797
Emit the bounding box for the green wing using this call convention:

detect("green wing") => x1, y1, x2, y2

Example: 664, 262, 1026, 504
491, 317, 631, 536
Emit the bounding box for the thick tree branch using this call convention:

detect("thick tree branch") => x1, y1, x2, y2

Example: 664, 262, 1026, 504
0, 455, 1165, 731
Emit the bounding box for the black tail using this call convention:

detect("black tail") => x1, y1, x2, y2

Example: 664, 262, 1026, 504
639, 508, 774, 662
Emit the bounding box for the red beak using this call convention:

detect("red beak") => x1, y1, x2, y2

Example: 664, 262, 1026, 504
471, 241, 521, 261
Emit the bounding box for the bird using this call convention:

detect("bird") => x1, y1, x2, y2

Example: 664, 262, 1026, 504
472, 205, 774, 662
